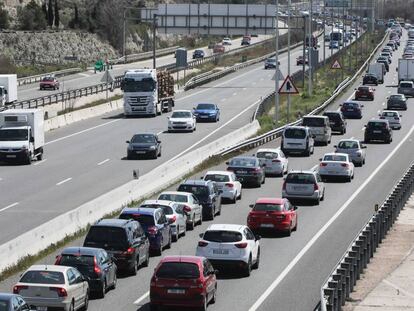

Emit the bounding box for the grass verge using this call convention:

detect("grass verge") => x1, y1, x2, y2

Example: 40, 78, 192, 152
56, 94, 123, 116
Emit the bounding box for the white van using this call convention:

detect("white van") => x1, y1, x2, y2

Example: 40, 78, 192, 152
281, 126, 314, 156
301, 116, 332, 145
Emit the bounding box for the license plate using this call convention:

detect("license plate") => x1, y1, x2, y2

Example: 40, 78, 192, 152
260, 224, 274, 228
135, 151, 146, 154
167, 289, 185, 294
347, 109, 354, 111
328, 171, 336, 174
6, 155, 16, 158
37, 307, 48, 311
329, 122, 335, 125
213, 249, 229, 255
373, 130, 382, 133
293, 186, 306, 190
237, 170, 247, 174
200, 115, 209, 118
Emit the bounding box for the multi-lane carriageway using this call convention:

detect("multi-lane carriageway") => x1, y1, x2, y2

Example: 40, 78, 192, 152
0, 26, 350, 245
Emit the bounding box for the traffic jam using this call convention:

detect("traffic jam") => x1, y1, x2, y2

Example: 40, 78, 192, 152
3, 22, 411, 311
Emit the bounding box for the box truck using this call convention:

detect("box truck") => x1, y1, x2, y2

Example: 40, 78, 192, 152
398, 59, 414, 83
0, 109, 44, 164
367, 63, 385, 84
0, 74, 18, 107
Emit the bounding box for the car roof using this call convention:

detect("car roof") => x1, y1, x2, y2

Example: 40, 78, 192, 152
160, 255, 204, 264
181, 179, 210, 186
206, 224, 246, 232
323, 110, 341, 114
141, 199, 176, 206
256, 148, 281, 153
255, 197, 284, 204
381, 110, 398, 114
26, 265, 70, 272
133, 133, 156, 136
121, 207, 159, 215
94, 218, 131, 227
230, 156, 257, 161
284, 125, 308, 130
343, 101, 360, 105
61, 247, 102, 256
172, 109, 192, 113
196, 103, 215, 107
159, 191, 192, 197
204, 170, 233, 176
0, 293, 18, 300
287, 170, 316, 175
368, 119, 388, 123
323, 152, 348, 157
339, 138, 360, 143
303, 115, 328, 119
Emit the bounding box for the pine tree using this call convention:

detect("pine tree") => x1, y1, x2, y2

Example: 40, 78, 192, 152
47, 0, 53, 26
54, 0, 59, 28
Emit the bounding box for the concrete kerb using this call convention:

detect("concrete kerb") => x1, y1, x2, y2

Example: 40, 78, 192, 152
0, 120, 260, 273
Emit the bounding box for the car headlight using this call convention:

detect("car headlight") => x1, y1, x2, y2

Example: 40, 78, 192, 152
149, 146, 156, 150
127, 145, 133, 150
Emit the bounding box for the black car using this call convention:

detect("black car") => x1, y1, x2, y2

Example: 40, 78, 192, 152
376, 58, 389, 72
364, 119, 393, 143
192, 49, 205, 59
362, 74, 378, 85
126, 133, 161, 159
177, 180, 222, 221
84, 219, 150, 275
55, 247, 117, 298
0, 293, 31, 311
322, 111, 347, 134
387, 94, 407, 110
340, 101, 363, 119
241, 38, 251, 45
226, 156, 265, 187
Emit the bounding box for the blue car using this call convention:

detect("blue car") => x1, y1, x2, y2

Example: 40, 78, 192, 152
340, 101, 363, 119
193, 103, 220, 122
119, 207, 172, 255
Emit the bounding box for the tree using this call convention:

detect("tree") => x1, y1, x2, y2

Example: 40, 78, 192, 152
17, 0, 47, 30
96, 0, 126, 50
0, 55, 15, 74
0, 1, 10, 29
47, 0, 53, 26
54, 0, 59, 28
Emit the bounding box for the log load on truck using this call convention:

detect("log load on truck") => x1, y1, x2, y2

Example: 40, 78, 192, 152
121, 69, 175, 117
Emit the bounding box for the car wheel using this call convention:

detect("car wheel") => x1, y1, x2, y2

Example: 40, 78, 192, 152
199, 214, 203, 225
262, 176, 265, 184
69, 301, 75, 311
188, 215, 195, 230
314, 197, 320, 205
172, 228, 179, 242
166, 233, 172, 249
243, 256, 252, 277
182, 225, 186, 237
293, 219, 298, 231
156, 240, 163, 256
130, 258, 138, 276
252, 248, 260, 269
111, 273, 117, 289
285, 225, 292, 237
143, 251, 150, 267
201, 296, 208, 311
238, 190, 242, 200
304, 148, 310, 157
211, 286, 217, 304
217, 204, 221, 216
231, 194, 237, 204
320, 190, 325, 201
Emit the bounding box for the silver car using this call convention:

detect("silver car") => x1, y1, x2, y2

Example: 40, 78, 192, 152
282, 170, 325, 205
379, 110, 402, 129
334, 139, 367, 166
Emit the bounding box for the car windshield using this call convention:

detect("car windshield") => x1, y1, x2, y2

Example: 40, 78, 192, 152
119, 213, 155, 226
256, 152, 278, 159
131, 134, 156, 143
0, 129, 29, 141
267, 58, 276, 63
358, 87, 369, 91
323, 155, 347, 162
253, 203, 283, 212
343, 102, 357, 108
203, 230, 242, 243
400, 82, 413, 88
196, 103, 215, 110
156, 262, 200, 279
324, 113, 341, 120
229, 157, 257, 167
389, 95, 403, 100
59, 254, 94, 267
286, 173, 315, 184
368, 122, 387, 129
158, 194, 188, 203
204, 174, 230, 182
20, 271, 65, 285
42, 77, 54, 81
284, 128, 306, 139
302, 117, 325, 127
84, 227, 128, 250
171, 111, 192, 118
140, 204, 174, 215
382, 112, 397, 117
122, 77, 156, 92
338, 141, 359, 149
178, 185, 209, 199
0, 300, 9, 311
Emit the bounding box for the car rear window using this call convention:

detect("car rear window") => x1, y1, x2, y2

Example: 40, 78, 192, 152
140, 204, 174, 215
197, 103, 214, 110
400, 82, 413, 88
84, 226, 128, 250
119, 213, 155, 226
59, 255, 94, 267
178, 184, 209, 198
368, 121, 387, 129
358, 86, 369, 91
253, 203, 283, 212
256, 151, 278, 159
284, 128, 306, 139
389, 95, 403, 100
132, 134, 156, 143
204, 174, 230, 182
286, 173, 316, 184
156, 262, 200, 279
343, 102, 357, 108
338, 141, 359, 149
323, 113, 341, 120
323, 155, 347, 162
203, 230, 243, 243
302, 117, 325, 127
158, 194, 188, 203
382, 112, 397, 117
20, 271, 65, 285
229, 157, 257, 167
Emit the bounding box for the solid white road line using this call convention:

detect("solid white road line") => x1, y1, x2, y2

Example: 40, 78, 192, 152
0, 202, 19, 213
133, 291, 149, 305
249, 125, 414, 311
167, 99, 260, 164
33, 159, 47, 166
56, 177, 72, 186
97, 159, 110, 166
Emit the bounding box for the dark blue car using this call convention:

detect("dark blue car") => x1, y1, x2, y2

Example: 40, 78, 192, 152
119, 207, 172, 256
193, 103, 220, 122
340, 101, 363, 119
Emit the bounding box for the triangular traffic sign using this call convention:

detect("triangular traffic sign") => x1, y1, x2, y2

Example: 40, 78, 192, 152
271, 68, 285, 81
278, 75, 299, 94
331, 59, 342, 70
101, 70, 114, 83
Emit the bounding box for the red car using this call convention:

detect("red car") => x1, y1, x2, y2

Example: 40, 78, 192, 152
213, 44, 225, 54
247, 198, 298, 236
39, 76, 60, 90
150, 256, 217, 310
355, 86, 374, 101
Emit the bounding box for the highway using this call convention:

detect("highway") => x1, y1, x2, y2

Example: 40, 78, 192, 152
0, 26, 350, 245
0, 30, 411, 311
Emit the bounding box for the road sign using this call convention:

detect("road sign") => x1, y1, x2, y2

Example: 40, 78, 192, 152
331, 59, 342, 70
101, 70, 114, 84
271, 69, 285, 81
279, 75, 299, 95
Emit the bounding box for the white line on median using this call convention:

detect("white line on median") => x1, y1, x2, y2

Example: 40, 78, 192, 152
34, 159, 47, 166
134, 291, 149, 305
249, 124, 414, 311
56, 178, 72, 186
0, 202, 19, 213
97, 159, 110, 166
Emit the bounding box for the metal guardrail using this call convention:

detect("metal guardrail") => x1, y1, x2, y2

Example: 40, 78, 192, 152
17, 68, 83, 86
319, 162, 414, 311
217, 30, 388, 156
114, 46, 179, 64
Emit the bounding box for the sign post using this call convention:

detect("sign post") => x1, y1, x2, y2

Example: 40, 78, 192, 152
331, 59, 342, 89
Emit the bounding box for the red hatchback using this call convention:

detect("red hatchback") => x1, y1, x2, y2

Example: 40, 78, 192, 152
150, 256, 217, 310
355, 86, 374, 101
247, 198, 298, 236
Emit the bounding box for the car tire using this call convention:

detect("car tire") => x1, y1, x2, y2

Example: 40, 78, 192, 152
293, 219, 298, 231
166, 233, 172, 249
188, 215, 195, 230
320, 190, 325, 201
243, 256, 252, 277
111, 273, 117, 289
155, 240, 163, 256
69, 301, 75, 311
346, 175, 352, 182
208, 208, 215, 220
285, 225, 292, 237
130, 258, 138, 276
98, 281, 106, 298
143, 251, 150, 267
252, 248, 260, 269
201, 296, 208, 311
217, 204, 221, 216
173, 228, 179, 242
231, 195, 237, 204
182, 224, 186, 237
238, 190, 242, 200
314, 197, 320, 205
199, 214, 203, 225
304, 148, 310, 157
149, 303, 159, 311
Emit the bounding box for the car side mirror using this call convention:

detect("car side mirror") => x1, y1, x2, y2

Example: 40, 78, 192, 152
339, 104, 342, 106
361, 104, 364, 107
312, 135, 316, 138
400, 114, 402, 117
294, 205, 298, 210
168, 218, 174, 224
213, 269, 219, 275
255, 234, 261, 241
30, 137, 35, 143
249, 204, 254, 208
126, 140, 130, 144
362, 146, 367, 149
218, 190, 223, 194
199, 233, 204, 238
262, 164, 266, 167
252, 154, 255, 156
111, 256, 117, 262
319, 158, 322, 161
225, 161, 229, 165
333, 145, 337, 148
167, 116, 170, 119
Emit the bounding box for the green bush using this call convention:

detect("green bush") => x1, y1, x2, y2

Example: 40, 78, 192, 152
17, 0, 47, 30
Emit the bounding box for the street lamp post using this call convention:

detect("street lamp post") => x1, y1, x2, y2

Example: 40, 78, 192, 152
274, 0, 280, 125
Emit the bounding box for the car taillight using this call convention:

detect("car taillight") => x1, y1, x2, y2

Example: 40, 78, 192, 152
341, 107, 345, 112
341, 163, 349, 167
314, 183, 319, 191
235, 242, 248, 249
170, 215, 177, 223
49, 287, 67, 297
320, 163, 327, 167
253, 168, 261, 173
282, 182, 287, 190
148, 226, 158, 235
150, 277, 157, 287
13, 285, 28, 294
394, 117, 399, 120
55, 255, 62, 265
198, 241, 209, 247
225, 183, 234, 188
226, 167, 233, 171
190, 279, 204, 289
183, 205, 192, 213
94, 256, 102, 274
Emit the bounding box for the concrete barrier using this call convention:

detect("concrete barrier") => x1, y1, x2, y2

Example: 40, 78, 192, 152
0, 120, 260, 273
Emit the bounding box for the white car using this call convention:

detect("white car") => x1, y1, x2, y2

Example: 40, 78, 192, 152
222, 37, 232, 45
254, 148, 288, 177
203, 170, 242, 203
139, 200, 187, 241
318, 153, 354, 182
334, 139, 367, 166
196, 224, 260, 276
282, 170, 325, 205
379, 110, 402, 129
13, 265, 89, 311
168, 110, 196, 132
157, 191, 203, 229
